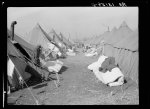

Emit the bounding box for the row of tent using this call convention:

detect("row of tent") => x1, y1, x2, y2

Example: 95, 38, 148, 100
84, 21, 139, 84
83, 21, 135, 51
28, 23, 74, 50
7, 22, 76, 64
7, 22, 75, 90
7, 33, 41, 89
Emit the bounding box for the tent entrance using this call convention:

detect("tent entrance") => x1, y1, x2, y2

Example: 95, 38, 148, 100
14, 43, 31, 60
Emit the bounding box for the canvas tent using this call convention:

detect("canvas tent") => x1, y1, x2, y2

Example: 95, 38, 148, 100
48, 30, 56, 41
67, 36, 75, 45
7, 29, 52, 89
50, 29, 65, 48
28, 23, 51, 49
28, 24, 65, 57
49, 29, 68, 56
99, 21, 138, 84
7, 38, 40, 89
88, 21, 132, 46
7, 29, 36, 61
59, 32, 72, 48
85, 21, 138, 84
92, 32, 110, 45
114, 29, 138, 51
104, 21, 133, 45
37, 24, 54, 43
29, 24, 59, 48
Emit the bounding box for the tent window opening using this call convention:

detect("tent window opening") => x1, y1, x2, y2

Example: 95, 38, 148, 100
14, 43, 31, 60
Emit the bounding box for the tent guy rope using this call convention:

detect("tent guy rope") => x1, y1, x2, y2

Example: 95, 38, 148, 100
7, 55, 39, 105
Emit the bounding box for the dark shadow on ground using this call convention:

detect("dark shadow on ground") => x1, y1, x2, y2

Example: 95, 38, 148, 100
58, 66, 68, 74
24, 65, 66, 88
25, 76, 42, 87
26, 75, 59, 88
25, 65, 41, 79
9, 57, 66, 104
10, 65, 43, 92
24, 65, 43, 87
24, 65, 67, 88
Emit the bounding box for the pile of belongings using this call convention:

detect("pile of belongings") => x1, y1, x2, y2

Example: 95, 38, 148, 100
38, 46, 63, 87
85, 47, 98, 57
66, 48, 76, 56
88, 55, 124, 87
47, 42, 62, 58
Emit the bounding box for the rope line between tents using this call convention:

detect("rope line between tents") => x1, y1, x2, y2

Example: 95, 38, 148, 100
7, 55, 39, 105
9, 40, 59, 84
9, 40, 51, 76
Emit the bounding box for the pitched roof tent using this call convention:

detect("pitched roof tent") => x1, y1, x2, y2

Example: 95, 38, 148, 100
7, 38, 22, 58
51, 29, 65, 48
114, 29, 138, 51
28, 23, 55, 49
7, 29, 36, 51
7, 33, 40, 84
119, 21, 128, 28
59, 32, 72, 47
37, 23, 53, 42
89, 21, 133, 46
7, 28, 36, 61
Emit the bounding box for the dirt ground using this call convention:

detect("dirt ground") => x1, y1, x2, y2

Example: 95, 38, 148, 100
7, 52, 139, 105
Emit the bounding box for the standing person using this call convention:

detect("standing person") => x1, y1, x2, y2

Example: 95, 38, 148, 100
35, 45, 43, 67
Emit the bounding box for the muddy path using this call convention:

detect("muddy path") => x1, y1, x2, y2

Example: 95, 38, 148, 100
7, 53, 139, 105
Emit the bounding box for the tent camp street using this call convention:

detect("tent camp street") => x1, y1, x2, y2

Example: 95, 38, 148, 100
7, 8, 139, 105
7, 53, 138, 105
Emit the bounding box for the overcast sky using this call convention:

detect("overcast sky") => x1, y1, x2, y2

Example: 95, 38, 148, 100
7, 7, 138, 40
